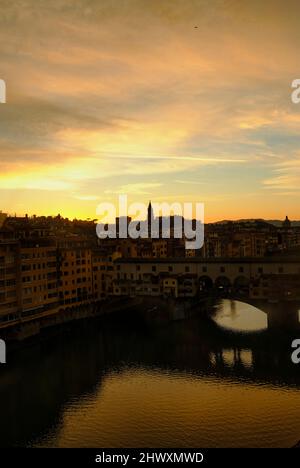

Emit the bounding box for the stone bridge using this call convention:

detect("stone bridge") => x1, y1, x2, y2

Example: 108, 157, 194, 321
113, 257, 300, 330
113, 256, 300, 298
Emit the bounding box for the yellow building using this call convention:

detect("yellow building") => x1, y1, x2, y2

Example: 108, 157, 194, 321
152, 239, 168, 258
92, 251, 114, 301
162, 277, 178, 298
58, 239, 93, 307
0, 240, 20, 325
20, 242, 58, 317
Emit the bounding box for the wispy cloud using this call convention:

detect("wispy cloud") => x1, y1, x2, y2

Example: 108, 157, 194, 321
105, 182, 162, 195
263, 155, 300, 191
72, 194, 99, 201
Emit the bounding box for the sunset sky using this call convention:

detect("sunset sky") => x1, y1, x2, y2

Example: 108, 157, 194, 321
1, 0, 300, 221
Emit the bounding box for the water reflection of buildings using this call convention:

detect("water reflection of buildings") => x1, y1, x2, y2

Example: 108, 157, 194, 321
0, 310, 299, 447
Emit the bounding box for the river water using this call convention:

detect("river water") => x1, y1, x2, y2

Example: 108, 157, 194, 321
0, 299, 299, 448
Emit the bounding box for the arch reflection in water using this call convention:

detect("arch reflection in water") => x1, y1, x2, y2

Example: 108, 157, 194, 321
211, 299, 268, 332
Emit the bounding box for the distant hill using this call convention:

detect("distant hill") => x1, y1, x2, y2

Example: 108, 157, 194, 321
266, 220, 300, 227
211, 218, 300, 227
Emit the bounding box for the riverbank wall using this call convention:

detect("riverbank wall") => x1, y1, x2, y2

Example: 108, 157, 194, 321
0, 297, 143, 342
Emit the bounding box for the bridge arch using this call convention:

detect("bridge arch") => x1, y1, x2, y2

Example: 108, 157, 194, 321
199, 275, 213, 293
215, 276, 231, 292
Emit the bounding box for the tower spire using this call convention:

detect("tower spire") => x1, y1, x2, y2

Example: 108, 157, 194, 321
147, 201, 154, 237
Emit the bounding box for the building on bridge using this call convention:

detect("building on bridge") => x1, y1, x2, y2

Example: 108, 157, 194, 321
112, 257, 300, 300
250, 274, 300, 300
